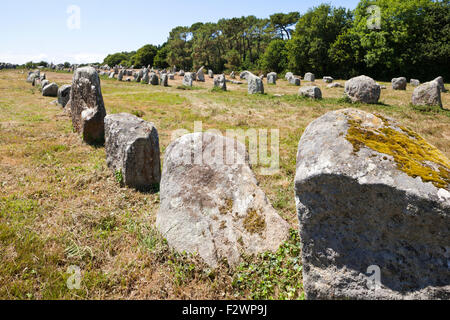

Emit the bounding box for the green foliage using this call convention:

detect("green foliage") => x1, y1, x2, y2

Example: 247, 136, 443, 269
232, 230, 304, 300
153, 44, 170, 69
269, 12, 300, 40
260, 39, 288, 73
114, 170, 123, 184
103, 52, 135, 67
132, 44, 158, 68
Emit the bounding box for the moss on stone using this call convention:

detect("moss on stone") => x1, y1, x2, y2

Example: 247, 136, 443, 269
346, 116, 450, 189
219, 199, 234, 215
243, 209, 266, 235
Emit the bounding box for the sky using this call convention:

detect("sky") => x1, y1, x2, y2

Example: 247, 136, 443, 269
0, 0, 360, 65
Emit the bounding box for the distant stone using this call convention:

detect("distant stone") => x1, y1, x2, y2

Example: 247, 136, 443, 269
240, 71, 250, 80
298, 86, 322, 99
285, 72, 294, 81
169, 73, 175, 80
57, 84, 71, 107
433, 76, 448, 93
230, 71, 236, 79
304, 73, 315, 82
156, 132, 290, 267
412, 81, 442, 108
104, 113, 161, 190
248, 73, 264, 94
327, 83, 343, 88
197, 67, 205, 82
213, 74, 227, 91
289, 77, 301, 86
109, 71, 115, 79
42, 83, 58, 97
183, 73, 193, 87
208, 70, 214, 78
392, 77, 407, 90
410, 79, 420, 87
323, 76, 334, 83
231, 80, 243, 85
178, 70, 185, 76
267, 72, 277, 85
149, 72, 159, 85
40, 80, 49, 90
70, 67, 107, 144
141, 69, 149, 83
345, 75, 381, 104
118, 70, 124, 81
160, 73, 169, 86
295, 108, 450, 300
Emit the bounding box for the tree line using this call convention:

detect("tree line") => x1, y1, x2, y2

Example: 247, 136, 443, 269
103, 0, 449, 81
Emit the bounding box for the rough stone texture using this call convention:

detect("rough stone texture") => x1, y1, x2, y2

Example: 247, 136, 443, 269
323, 76, 334, 83
434, 76, 448, 93
70, 66, 107, 144
327, 83, 343, 88
410, 79, 420, 87
298, 86, 322, 99
197, 67, 205, 82
345, 75, 381, 104
104, 113, 161, 190
27, 71, 38, 83
109, 71, 116, 79
149, 72, 159, 85
118, 70, 124, 81
289, 77, 301, 86
40, 80, 49, 90
240, 71, 250, 80
57, 84, 71, 107
304, 73, 315, 82
267, 72, 277, 85
412, 81, 442, 108
42, 83, 58, 97
285, 72, 294, 81
141, 69, 149, 83
247, 73, 264, 94
156, 132, 290, 267
230, 71, 236, 79
392, 77, 407, 90
178, 70, 185, 76
160, 73, 169, 87
213, 74, 227, 91
295, 108, 450, 300
183, 73, 193, 87
208, 70, 214, 78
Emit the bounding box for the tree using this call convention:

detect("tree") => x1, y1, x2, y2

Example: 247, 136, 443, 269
260, 39, 288, 73
103, 52, 133, 67
131, 44, 158, 68
166, 26, 193, 71
153, 44, 170, 69
269, 12, 300, 40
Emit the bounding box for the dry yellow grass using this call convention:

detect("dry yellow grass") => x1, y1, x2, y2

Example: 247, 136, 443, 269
0, 69, 448, 300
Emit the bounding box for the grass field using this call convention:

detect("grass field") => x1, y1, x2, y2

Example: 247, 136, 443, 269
0, 69, 449, 300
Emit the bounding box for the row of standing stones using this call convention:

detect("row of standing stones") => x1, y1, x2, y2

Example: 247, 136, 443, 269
26, 66, 449, 299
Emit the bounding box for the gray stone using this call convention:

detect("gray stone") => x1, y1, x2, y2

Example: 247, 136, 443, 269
289, 77, 301, 86
156, 132, 290, 267
433, 76, 448, 93
160, 73, 169, 86
345, 75, 381, 104
208, 70, 214, 78
42, 83, 58, 97
169, 73, 175, 80
298, 86, 322, 99
149, 72, 159, 85
247, 73, 264, 94
104, 113, 161, 190
327, 83, 343, 88
392, 77, 407, 90
240, 71, 250, 80
141, 69, 149, 83
410, 79, 420, 87
118, 70, 124, 81
285, 72, 294, 81
109, 71, 115, 79
40, 80, 49, 90
267, 72, 277, 85
197, 67, 205, 82
183, 73, 193, 87
412, 81, 442, 108
304, 73, 315, 82
213, 74, 227, 91
323, 76, 334, 83
178, 70, 185, 76
57, 84, 71, 107
70, 67, 106, 144
295, 108, 450, 300
230, 71, 236, 79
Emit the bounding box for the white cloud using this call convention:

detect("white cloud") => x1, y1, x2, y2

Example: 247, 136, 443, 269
0, 52, 107, 65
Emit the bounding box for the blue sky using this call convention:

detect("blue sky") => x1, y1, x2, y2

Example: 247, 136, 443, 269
0, 0, 359, 64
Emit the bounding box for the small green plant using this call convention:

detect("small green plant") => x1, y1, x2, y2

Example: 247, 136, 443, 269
114, 170, 124, 184
131, 109, 145, 118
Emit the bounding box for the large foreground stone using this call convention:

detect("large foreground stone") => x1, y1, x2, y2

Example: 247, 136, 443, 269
156, 132, 290, 267
70, 67, 107, 144
248, 73, 264, 94
295, 108, 450, 300
345, 75, 381, 104
412, 81, 442, 108
104, 113, 161, 190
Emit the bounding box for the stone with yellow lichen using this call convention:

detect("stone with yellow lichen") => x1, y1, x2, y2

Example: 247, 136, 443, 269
295, 108, 450, 300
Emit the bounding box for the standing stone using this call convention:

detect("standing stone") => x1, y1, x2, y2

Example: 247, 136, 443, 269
323, 76, 334, 83
70, 67, 107, 144
267, 72, 277, 85
304, 73, 315, 82
104, 113, 161, 190
42, 83, 58, 97
345, 75, 381, 104
160, 73, 169, 87
410, 79, 420, 87
57, 84, 71, 107
392, 77, 407, 90
208, 70, 214, 78
169, 73, 175, 80
289, 77, 301, 86
299, 86, 322, 99
109, 71, 115, 79
433, 76, 448, 93
141, 69, 149, 83
295, 108, 450, 300
149, 72, 159, 85
213, 74, 227, 91
197, 67, 205, 82
412, 81, 442, 108
183, 73, 193, 87
240, 71, 250, 80
230, 71, 236, 79
178, 70, 185, 76
156, 132, 290, 267
247, 73, 264, 94
285, 72, 294, 81
40, 80, 49, 90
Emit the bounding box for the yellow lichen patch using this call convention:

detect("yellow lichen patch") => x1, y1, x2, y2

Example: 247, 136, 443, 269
243, 209, 266, 235
346, 117, 450, 189
219, 199, 234, 215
